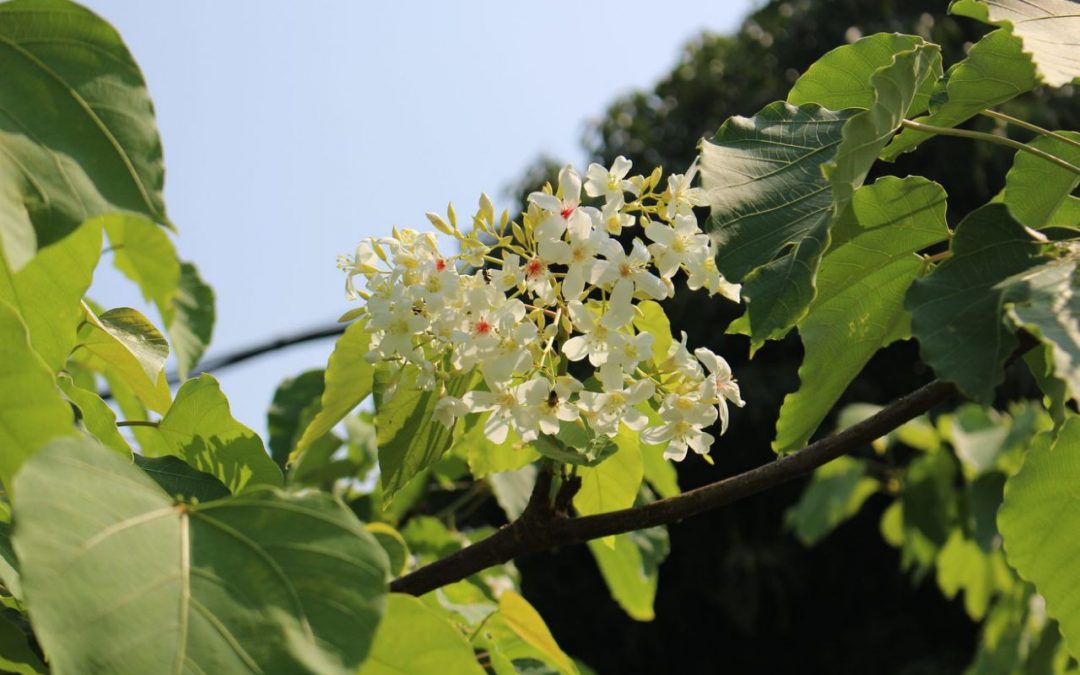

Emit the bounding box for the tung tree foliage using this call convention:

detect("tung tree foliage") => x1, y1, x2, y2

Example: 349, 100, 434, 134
0, 0, 1078, 673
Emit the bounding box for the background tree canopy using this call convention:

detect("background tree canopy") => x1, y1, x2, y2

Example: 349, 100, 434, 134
505, 1, 1079, 672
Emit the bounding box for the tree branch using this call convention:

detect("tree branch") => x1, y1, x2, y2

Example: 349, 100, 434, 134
390, 377, 958, 596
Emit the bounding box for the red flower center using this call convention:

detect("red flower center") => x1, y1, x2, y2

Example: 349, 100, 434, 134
525, 258, 545, 278
560, 204, 576, 220
435, 258, 447, 272
474, 319, 492, 335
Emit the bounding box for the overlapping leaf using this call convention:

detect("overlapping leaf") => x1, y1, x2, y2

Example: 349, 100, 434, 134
573, 426, 644, 530
358, 594, 484, 675
0, 0, 168, 271
883, 28, 1037, 159
774, 177, 949, 452
999, 131, 1080, 229
587, 525, 669, 622
268, 369, 326, 467
951, 0, 1080, 87
999, 418, 1080, 658
149, 374, 283, 492
165, 262, 215, 378
785, 456, 879, 545
13, 438, 389, 675
58, 375, 131, 455
77, 305, 171, 413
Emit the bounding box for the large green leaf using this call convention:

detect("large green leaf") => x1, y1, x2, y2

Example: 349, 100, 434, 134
459, 422, 539, 479
951, 0, 1080, 87
268, 369, 325, 467
999, 131, 1080, 229
785, 456, 879, 546
12, 437, 389, 675
292, 320, 374, 462
164, 261, 215, 379
701, 102, 853, 345
0, 0, 168, 271
587, 525, 669, 622
150, 374, 283, 492
0, 299, 73, 492
77, 305, 171, 413
358, 594, 484, 675
774, 177, 949, 452
58, 374, 131, 455
573, 426, 644, 521
375, 367, 475, 504
0, 219, 102, 371
999, 417, 1080, 657
906, 204, 1046, 403
0, 614, 46, 675
788, 33, 940, 115
132, 454, 231, 503
883, 28, 1037, 159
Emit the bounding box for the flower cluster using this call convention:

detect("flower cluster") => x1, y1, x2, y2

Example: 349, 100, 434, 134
338, 158, 744, 461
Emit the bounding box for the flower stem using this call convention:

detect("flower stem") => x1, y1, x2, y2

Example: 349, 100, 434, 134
980, 110, 1080, 153
900, 119, 1080, 177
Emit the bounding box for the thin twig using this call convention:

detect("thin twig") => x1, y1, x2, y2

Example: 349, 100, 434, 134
901, 119, 1080, 177
981, 110, 1080, 152
116, 420, 159, 428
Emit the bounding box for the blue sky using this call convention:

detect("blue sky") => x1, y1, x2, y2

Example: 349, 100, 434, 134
83, 0, 755, 433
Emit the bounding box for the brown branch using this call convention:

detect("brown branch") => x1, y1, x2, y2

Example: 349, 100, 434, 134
390, 377, 958, 596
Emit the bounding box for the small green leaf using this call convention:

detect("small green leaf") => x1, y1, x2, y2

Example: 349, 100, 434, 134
365, 523, 409, 578
883, 28, 1037, 159
461, 422, 540, 479
587, 525, 669, 622
496, 591, 576, 675
573, 426, 644, 547
935, 529, 1001, 621
293, 320, 374, 462
788, 33, 940, 115
104, 213, 180, 310
268, 369, 326, 467
0, 298, 73, 492
906, 204, 1045, 403
375, 367, 475, 504
358, 594, 484, 675
701, 102, 854, 346
58, 375, 131, 455
786, 456, 879, 546
0, 522, 20, 601
490, 464, 537, 521
0, 613, 46, 675
150, 373, 282, 492
13, 437, 389, 675
999, 131, 1080, 229
999, 416, 1080, 657
774, 177, 949, 452
164, 261, 215, 380
132, 454, 231, 503
0, 218, 103, 371
77, 305, 171, 413
632, 300, 672, 365
950, 0, 1080, 87
0, 0, 169, 271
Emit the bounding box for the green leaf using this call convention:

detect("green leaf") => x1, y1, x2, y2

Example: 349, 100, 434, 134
774, 177, 949, 452
164, 261, 215, 379
822, 42, 941, 208
58, 374, 131, 455
461, 422, 540, 479
0, 613, 46, 675
573, 426, 644, 519
375, 367, 474, 504
0, 298, 73, 493
587, 525, 669, 622
946, 404, 1011, 479
788, 33, 939, 115
490, 464, 537, 521
935, 529, 1001, 621
268, 369, 325, 467
495, 591, 576, 675
0, 218, 102, 371
905, 204, 1045, 403
899, 451, 959, 577
950, 0, 1080, 87
150, 373, 283, 492
999, 415, 1080, 657
635, 403, 680, 499
365, 523, 409, 578
132, 454, 231, 503
883, 29, 1037, 159
0, 522, 20, 601
701, 102, 854, 346
0, 0, 169, 271
785, 456, 879, 546
104, 213, 180, 310
632, 300, 672, 366
77, 305, 171, 413
358, 594, 484, 675
293, 320, 374, 462
13, 437, 389, 675
1000, 131, 1080, 229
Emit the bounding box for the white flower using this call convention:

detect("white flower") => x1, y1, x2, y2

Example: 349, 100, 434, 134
562, 301, 624, 367
595, 238, 669, 301
663, 158, 709, 221
642, 393, 718, 461
695, 347, 744, 434
491, 252, 525, 293
464, 385, 520, 444
433, 395, 469, 428
645, 215, 710, 279
517, 376, 582, 438
599, 200, 635, 236
528, 166, 592, 243
539, 214, 608, 300
584, 155, 635, 204
577, 379, 655, 437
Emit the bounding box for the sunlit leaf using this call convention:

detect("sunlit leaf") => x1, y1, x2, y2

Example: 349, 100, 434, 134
786, 456, 879, 546
490, 464, 537, 521
268, 369, 325, 468
0, 0, 168, 271
999, 417, 1080, 657
13, 437, 389, 675
58, 374, 131, 455
951, 0, 1080, 87
132, 454, 230, 503
0, 219, 102, 371
0, 299, 73, 493
999, 131, 1080, 229
164, 261, 215, 379
587, 525, 669, 622
358, 594, 484, 675
77, 305, 171, 413
147, 374, 282, 492
103, 213, 180, 310
573, 426, 644, 547
495, 591, 576, 675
